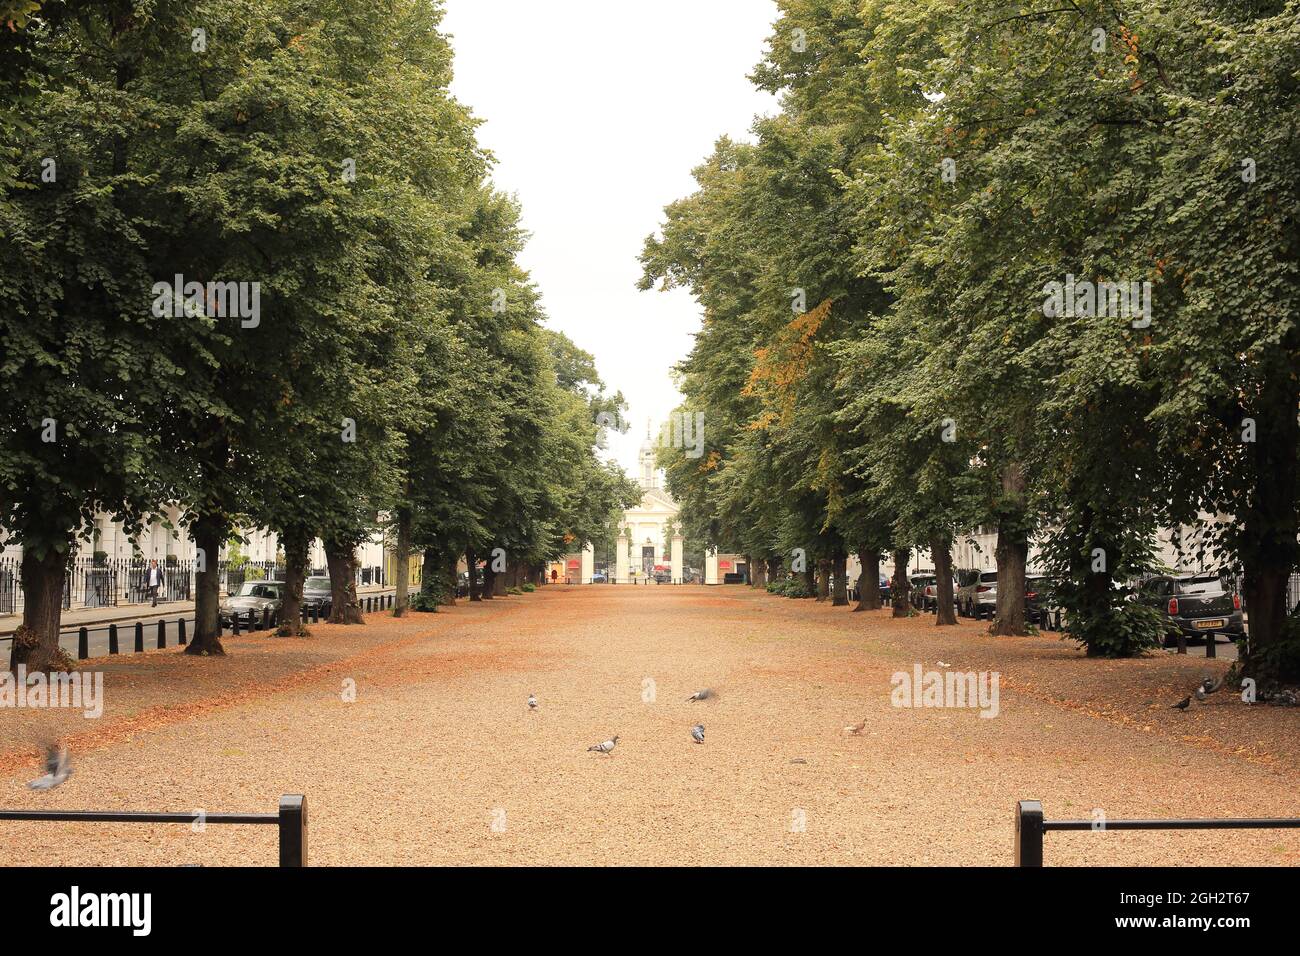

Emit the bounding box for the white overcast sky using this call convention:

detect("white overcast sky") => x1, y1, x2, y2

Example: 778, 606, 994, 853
441, 0, 780, 475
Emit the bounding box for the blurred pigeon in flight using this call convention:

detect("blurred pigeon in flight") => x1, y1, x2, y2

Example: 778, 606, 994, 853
1171, 696, 1191, 710
588, 736, 618, 755
528, 693, 537, 711
691, 724, 705, 744
27, 744, 72, 790
686, 689, 713, 702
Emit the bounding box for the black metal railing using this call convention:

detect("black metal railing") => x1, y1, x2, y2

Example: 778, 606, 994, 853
1014, 799, 1300, 866
0, 794, 307, 866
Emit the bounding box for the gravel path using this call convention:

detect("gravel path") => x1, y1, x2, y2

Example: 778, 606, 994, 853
0, 586, 1296, 866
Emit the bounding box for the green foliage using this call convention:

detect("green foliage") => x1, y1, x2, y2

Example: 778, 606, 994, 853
767, 576, 815, 599
644, 0, 1300, 672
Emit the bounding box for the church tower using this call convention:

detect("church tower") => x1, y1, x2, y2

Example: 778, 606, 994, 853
638, 419, 659, 490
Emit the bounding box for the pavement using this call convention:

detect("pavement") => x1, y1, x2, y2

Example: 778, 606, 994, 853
0, 585, 1293, 866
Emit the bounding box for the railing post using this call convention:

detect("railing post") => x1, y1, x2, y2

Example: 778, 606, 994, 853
278, 794, 307, 867
77, 627, 88, 660
1015, 799, 1045, 867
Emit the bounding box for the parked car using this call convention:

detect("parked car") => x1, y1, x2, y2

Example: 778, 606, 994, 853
957, 571, 998, 619
302, 575, 333, 616
909, 574, 935, 610
1137, 574, 1244, 645
922, 576, 959, 612
220, 580, 285, 627
1025, 575, 1053, 629
591, 571, 609, 583
878, 573, 891, 604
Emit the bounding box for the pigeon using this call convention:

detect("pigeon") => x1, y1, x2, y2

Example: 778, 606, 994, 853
844, 719, 867, 735
1171, 696, 1191, 711
27, 744, 72, 790
587, 736, 618, 755
527, 693, 537, 711
1194, 686, 1207, 702
936, 661, 951, 668
1201, 677, 1223, 695
691, 724, 705, 744
686, 689, 713, 702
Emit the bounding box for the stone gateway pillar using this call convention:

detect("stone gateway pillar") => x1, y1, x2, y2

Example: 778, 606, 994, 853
615, 531, 629, 584
580, 542, 594, 585
705, 547, 719, 586
670, 526, 684, 584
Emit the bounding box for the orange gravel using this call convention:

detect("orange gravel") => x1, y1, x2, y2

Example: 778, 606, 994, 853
0, 586, 1296, 866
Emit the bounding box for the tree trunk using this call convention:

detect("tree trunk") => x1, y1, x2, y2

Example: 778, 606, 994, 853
767, 557, 782, 584
440, 550, 457, 605
752, 557, 767, 589
419, 546, 447, 606
325, 539, 364, 624
816, 558, 830, 601
186, 516, 226, 655
802, 563, 815, 594
393, 506, 412, 617
931, 535, 957, 626
831, 549, 849, 606
990, 463, 1030, 636
466, 545, 481, 601
277, 525, 310, 637
855, 547, 881, 611
482, 561, 496, 599
1240, 363, 1300, 680
891, 549, 911, 617
9, 543, 71, 673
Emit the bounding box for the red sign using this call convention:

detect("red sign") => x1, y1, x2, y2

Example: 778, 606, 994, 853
567, 559, 580, 569
720, 561, 732, 570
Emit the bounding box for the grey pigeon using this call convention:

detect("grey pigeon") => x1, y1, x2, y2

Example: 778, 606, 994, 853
691, 724, 705, 744
1172, 696, 1191, 710
587, 736, 618, 755
1194, 686, 1207, 702
528, 693, 537, 711
1201, 677, 1223, 695
27, 744, 71, 790
686, 689, 713, 702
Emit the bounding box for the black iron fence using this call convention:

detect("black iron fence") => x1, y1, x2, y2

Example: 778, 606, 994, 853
1014, 799, 1300, 866
0, 557, 286, 615
0, 794, 306, 866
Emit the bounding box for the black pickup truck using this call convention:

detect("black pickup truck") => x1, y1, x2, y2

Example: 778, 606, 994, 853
1136, 574, 1244, 645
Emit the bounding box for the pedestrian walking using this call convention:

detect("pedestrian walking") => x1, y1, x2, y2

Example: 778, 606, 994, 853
146, 559, 164, 607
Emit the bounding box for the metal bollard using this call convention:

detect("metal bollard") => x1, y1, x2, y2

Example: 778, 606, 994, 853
1014, 800, 1044, 867
178, 618, 187, 646
278, 794, 308, 867
78, 627, 89, 660
157, 619, 166, 649
261, 607, 270, 631
134, 621, 144, 653
1206, 635, 1217, 659
108, 623, 119, 655
232, 614, 241, 636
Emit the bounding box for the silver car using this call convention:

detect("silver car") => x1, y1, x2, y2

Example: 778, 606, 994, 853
219, 580, 284, 627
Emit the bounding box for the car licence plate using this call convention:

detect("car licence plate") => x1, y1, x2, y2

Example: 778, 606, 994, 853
1194, 619, 1225, 630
